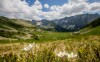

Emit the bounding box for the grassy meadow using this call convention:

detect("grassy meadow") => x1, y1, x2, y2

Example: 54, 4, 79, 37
0, 16, 100, 62
0, 36, 100, 62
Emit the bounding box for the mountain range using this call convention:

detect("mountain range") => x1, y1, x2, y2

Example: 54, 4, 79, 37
32, 13, 100, 32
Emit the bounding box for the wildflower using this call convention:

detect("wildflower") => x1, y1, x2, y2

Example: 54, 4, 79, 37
22, 43, 35, 52
56, 51, 68, 57
67, 52, 77, 58
55, 50, 77, 58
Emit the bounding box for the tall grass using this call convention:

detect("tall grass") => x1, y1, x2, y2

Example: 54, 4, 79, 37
0, 36, 100, 62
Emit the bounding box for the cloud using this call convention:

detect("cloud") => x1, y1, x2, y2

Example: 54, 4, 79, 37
42, 11, 61, 20
34, 0, 43, 9
60, 1, 88, 16
0, 0, 43, 20
44, 4, 49, 9
49, 0, 100, 18
89, 2, 100, 11
0, 0, 100, 21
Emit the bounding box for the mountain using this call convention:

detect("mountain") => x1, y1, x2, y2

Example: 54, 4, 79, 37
80, 17, 100, 35
32, 13, 100, 32
32, 19, 56, 31
84, 17, 100, 28
53, 13, 100, 31
0, 16, 36, 39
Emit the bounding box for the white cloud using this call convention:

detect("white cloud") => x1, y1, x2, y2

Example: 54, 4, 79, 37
49, 0, 100, 18
60, 1, 88, 16
42, 11, 61, 20
0, 0, 100, 21
89, 2, 100, 11
0, 0, 43, 20
34, 0, 43, 9
44, 4, 49, 9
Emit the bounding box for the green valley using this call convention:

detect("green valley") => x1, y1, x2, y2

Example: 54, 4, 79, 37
0, 17, 100, 62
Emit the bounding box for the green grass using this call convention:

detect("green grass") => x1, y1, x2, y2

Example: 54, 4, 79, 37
84, 26, 100, 35
32, 31, 71, 41
0, 31, 71, 43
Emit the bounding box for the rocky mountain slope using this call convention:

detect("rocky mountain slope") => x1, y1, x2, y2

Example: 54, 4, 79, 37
32, 13, 100, 32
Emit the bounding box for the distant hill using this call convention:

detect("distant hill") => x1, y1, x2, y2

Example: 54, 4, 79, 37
0, 16, 34, 30
0, 16, 36, 39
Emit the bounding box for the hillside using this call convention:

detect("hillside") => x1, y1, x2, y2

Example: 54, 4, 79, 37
85, 17, 100, 28
80, 18, 100, 34
0, 16, 36, 39
0, 16, 35, 30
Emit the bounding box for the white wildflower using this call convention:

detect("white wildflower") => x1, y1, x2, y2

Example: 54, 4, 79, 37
22, 43, 35, 52
55, 50, 77, 58
67, 52, 77, 58
56, 51, 68, 57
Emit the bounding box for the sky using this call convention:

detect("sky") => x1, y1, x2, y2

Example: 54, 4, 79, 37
0, 0, 100, 21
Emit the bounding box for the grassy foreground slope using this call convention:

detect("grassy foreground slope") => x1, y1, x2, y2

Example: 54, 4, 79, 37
0, 38, 100, 62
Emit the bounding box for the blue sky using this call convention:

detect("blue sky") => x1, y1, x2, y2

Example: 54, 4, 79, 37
25, 0, 68, 11
26, 0, 67, 6
26, 0, 100, 12
0, 0, 100, 20
26, 0, 100, 6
